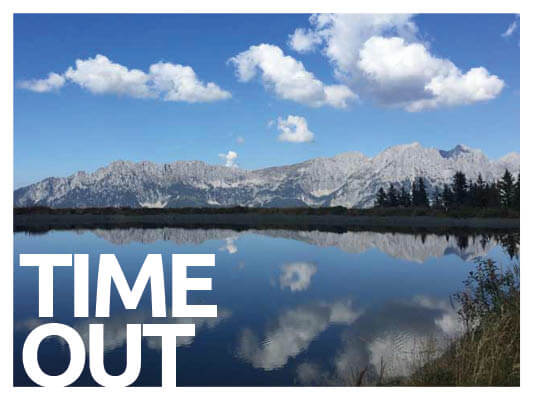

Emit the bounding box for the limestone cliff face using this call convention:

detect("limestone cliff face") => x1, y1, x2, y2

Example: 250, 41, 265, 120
14, 143, 519, 208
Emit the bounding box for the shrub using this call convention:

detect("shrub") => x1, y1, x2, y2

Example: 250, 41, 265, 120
407, 259, 519, 386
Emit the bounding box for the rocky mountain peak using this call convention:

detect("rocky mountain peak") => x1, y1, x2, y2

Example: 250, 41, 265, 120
14, 143, 520, 209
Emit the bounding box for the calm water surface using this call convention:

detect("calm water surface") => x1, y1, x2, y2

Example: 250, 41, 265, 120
13, 228, 518, 386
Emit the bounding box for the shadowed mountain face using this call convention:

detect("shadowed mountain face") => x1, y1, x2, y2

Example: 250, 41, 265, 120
85, 228, 508, 263
14, 143, 519, 208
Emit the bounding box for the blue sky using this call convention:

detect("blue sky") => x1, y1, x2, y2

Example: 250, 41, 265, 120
14, 14, 519, 188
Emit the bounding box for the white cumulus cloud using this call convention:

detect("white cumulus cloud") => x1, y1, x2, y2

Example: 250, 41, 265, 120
288, 28, 322, 53
149, 62, 231, 102
18, 72, 66, 93
219, 150, 238, 167
276, 115, 315, 143
290, 14, 418, 76
358, 36, 504, 111
64, 55, 153, 98
229, 44, 356, 108
289, 14, 504, 111
406, 66, 505, 111
19, 54, 231, 103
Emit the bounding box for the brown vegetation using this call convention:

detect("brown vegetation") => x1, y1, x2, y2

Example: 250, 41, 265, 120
406, 259, 520, 386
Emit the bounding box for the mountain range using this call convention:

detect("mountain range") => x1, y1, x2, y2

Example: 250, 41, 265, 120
14, 143, 520, 208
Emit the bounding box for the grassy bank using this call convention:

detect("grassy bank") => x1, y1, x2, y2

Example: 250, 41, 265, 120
13, 206, 519, 235
14, 206, 519, 219
14, 211, 519, 234
405, 259, 520, 386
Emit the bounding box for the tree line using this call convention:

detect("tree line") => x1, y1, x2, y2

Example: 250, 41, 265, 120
374, 170, 519, 210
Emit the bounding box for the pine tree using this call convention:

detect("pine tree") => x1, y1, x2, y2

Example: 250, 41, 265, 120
411, 179, 418, 206
452, 171, 468, 206
432, 187, 443, 209
399, 186, 412, 207
372, 170, 518, 211
442, 184, 454, 210
466, 179, 475, 207
486, 182, 501, 208
473, 174, 487, 208
412, 177, 429, 208
375, 187, 387, 208
418, 177, 430, 208
498, 169, 515, 209
386, 184, 399, 207
512, 174, 520, 210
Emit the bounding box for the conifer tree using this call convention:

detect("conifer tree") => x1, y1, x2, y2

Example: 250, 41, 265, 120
399, 186, 412, 207
486, 182, 501, 208
412, 177, 429, 207
512, 174, 520, 211
442, 184, 454, 209
452, 171, 468, 206
432, 187, 443, 209
386, 184, 399, 207
498, 169, 515, 209
373, 169, 519, 212
467, 179, 475, 206
375, 187, 387, 207
473, 174, 487, 208
411, 179, 418, 206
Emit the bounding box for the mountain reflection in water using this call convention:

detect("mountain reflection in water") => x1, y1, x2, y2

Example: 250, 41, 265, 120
85, 228, 518, 262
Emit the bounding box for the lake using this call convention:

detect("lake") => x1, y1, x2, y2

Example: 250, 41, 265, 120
13, 228, 519, 386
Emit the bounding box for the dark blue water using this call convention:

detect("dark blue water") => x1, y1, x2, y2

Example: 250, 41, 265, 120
13, 228, 518, 386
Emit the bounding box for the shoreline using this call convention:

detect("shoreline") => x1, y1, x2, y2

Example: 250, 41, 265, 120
14, 212, 520, 234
